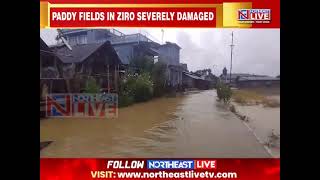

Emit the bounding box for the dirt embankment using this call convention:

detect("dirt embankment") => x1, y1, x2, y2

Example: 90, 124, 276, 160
229, 88, 280, 158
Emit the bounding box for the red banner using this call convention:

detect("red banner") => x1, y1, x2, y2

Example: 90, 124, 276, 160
50, 8, 216, 28
40, 0, 280, 28
40, 0, 275, 4
40, 158, 280, 180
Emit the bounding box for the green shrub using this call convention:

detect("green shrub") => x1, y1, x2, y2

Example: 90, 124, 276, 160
118, 93, 134, 107
132, 73, 153, 102
120, 73, 153, 103
216, 81, 232, 103
84, 77, 100, 93
130, 55, 154, 74
152, 61, 167, 97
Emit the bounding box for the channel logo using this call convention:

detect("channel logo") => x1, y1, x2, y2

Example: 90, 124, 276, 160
238, 9, 271, 23
147, 160, 216, 169
46, 93, 118, 118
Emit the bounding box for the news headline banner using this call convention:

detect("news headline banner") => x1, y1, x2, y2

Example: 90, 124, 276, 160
40, 159, 280, 180
50, 8, 217, 27
40, 0, 279, 28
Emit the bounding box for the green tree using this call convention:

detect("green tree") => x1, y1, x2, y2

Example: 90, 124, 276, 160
84, 77, 100, 93
118, 74, 134, 107
216, 81, 232, 103
129, 55, 154, 74
120, 73, 153, 103
132, 73, 154, 102
152, 61, 167, 97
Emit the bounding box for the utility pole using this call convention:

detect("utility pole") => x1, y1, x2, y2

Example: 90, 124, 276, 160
229, 31, 235, 84
161, 29, 164, 44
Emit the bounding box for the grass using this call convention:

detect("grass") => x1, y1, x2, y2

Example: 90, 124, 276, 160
232, 89, 280, 107
261, 98, 280, 108
232, 90, 265, 104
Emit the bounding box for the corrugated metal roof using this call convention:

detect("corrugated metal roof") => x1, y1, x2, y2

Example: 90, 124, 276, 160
238, 76, 280, 81
40, 37, 51, 51
51, 41, 121, 64
221, 73, 269, 80
183, 72, 205, 80
113, 46, 131, 64
53, 42, 104, 63
149, 47, 160, 55
162, 42, 181, 49
60, 29, 89, 35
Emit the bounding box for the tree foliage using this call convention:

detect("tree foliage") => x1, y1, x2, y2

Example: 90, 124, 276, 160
129, 55, 154, 74
120, 73, 153, 103
84, 77, 100, 93
216, 81, 232, 103
152, 61, 167, 97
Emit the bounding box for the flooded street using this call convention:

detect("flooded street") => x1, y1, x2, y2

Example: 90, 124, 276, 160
40, 90, 270, 158
234, 96, 280, 157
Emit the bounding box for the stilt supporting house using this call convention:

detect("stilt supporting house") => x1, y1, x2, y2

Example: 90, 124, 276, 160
107, 65, 110, 93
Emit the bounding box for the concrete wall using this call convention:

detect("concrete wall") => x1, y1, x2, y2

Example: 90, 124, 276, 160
158, 43, 181, 86
158, 45, 180, 65
167, 68, 182, 87
64, 30, 116, 45
182, 75, 210, 90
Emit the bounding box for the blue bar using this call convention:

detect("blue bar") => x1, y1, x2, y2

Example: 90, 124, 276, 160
147, 160, 194, 169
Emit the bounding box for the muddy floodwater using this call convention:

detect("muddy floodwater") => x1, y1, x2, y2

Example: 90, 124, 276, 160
234, 96, 280, 158
40, 90, 270, 158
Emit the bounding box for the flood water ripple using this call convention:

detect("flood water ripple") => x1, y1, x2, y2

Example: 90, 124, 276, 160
40, 90, 270, 158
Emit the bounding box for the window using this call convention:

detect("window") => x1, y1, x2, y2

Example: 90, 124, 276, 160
154, 56, 159, 63
68, 37, 77, 46
77, 35, 87, 44
68, 35, 87, 45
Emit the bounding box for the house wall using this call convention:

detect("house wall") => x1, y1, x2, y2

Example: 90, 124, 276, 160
44, 42, 121, 93
159, 44, 181, 87
40, 52, 63, 79
91, 29, 119, 43
65, 31, 88, 46
158, 45, 180, 65
195, 80, 210, 90
115, 42, 159, 65
64, 30, 118, 46
182, 74, 195, 88
168, 69, 182, 87
182, 75, 210, 90
63, 30, 157, 66
181, 63, 188, 71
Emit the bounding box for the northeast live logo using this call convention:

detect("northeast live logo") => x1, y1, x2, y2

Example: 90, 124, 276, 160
147, 160, 216, 169
238, 9, 271, 23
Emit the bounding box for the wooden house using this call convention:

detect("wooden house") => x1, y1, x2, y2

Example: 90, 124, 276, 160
50, 40, 123, 93
40, 37, 65, 98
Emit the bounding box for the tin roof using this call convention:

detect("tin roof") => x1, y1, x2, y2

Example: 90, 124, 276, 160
51, 41, 121, 64
238, 76, 280, 81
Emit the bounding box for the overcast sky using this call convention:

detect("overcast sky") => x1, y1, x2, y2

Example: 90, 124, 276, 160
41, 28, 280, 76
